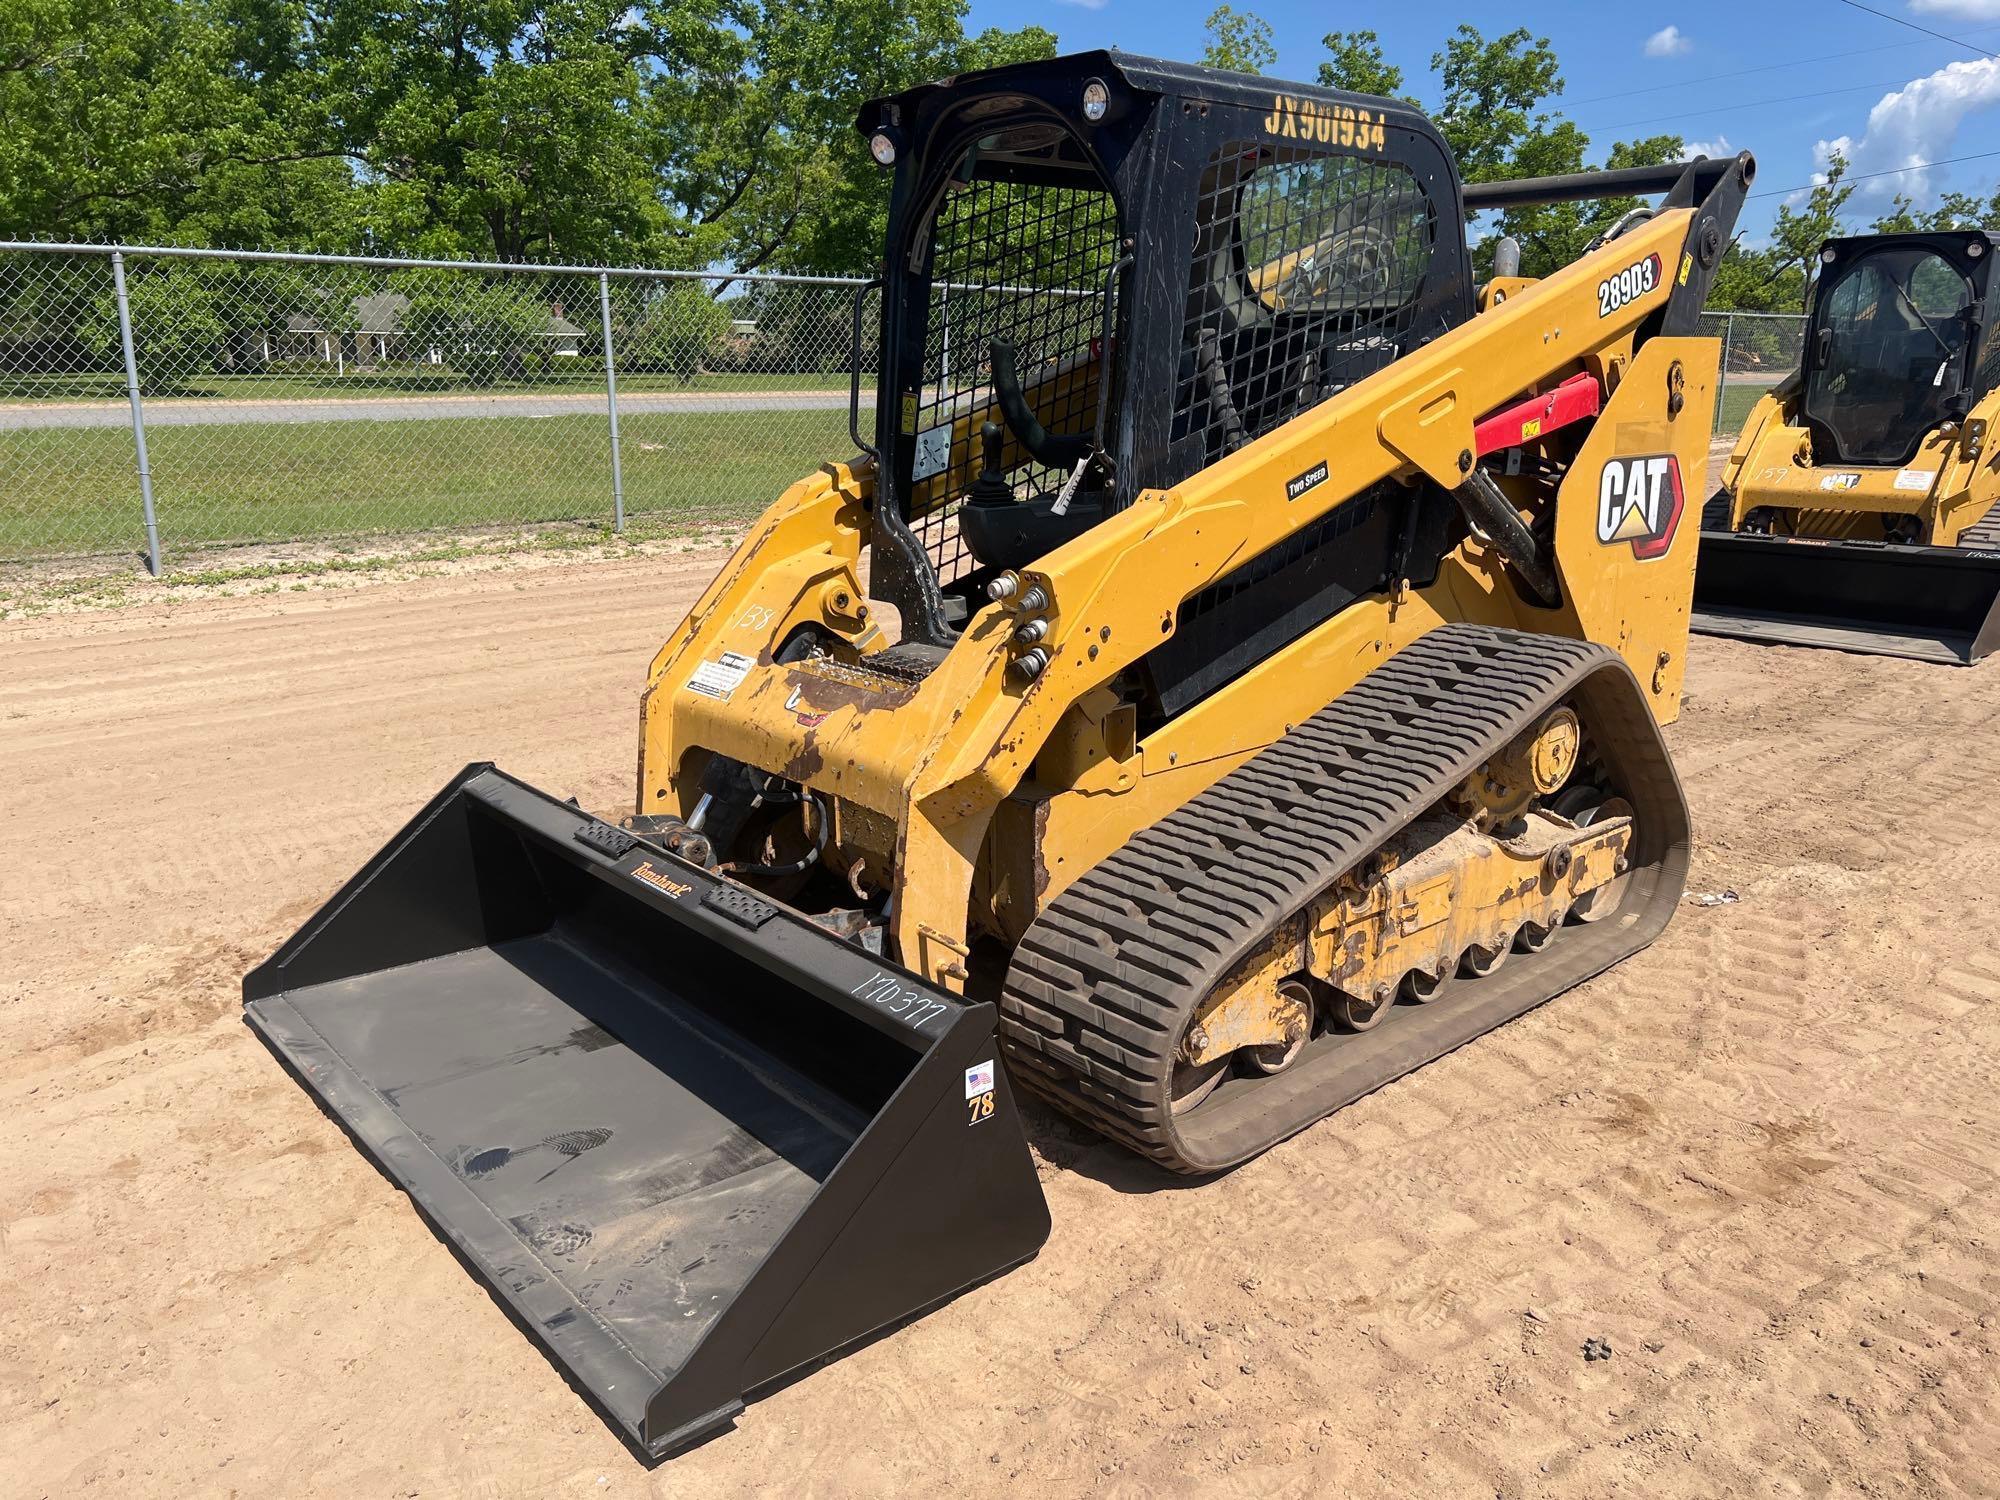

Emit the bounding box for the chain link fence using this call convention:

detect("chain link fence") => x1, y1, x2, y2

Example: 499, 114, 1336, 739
1, 243, 1811, 573
1698, 309, 1807, 440
1, 243, 879, 570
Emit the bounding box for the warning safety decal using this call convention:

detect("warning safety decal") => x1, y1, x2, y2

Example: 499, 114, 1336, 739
687, 651, 754, 700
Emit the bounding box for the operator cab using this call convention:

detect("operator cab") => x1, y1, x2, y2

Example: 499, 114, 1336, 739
1802, 232, 1996, 467
852, 52, 1472, 654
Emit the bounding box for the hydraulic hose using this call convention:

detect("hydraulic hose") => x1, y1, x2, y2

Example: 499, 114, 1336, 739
1452, 469, 1561, 607
722, 781, 830, 879
988, 339, 1091, 469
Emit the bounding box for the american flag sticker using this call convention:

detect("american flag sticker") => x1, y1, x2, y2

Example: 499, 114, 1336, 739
964, 1061, 995, 1100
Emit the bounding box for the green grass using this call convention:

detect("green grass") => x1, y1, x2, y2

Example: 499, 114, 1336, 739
2, 406, 850, 558
0, 372, 1777, 564
0, 368, 855, 404
1714, 379, 1780, 439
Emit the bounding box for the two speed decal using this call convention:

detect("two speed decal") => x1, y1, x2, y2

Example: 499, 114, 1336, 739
1285, 459, 1329, 501
1597, 253, 1664, 318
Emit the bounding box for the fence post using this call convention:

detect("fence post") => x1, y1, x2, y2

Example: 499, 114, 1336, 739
599, 271, 625, 534
111, 250, 163, 577
1715, 312, 1735, 431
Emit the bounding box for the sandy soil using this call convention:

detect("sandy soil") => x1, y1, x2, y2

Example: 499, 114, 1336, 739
5, 550, 1999, 1499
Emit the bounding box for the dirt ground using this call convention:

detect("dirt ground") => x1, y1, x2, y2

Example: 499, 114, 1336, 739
5, 543, 2000, 1500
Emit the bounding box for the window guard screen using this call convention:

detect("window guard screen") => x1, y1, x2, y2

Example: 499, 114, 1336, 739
1173, 142, 1435, 482
908, 175, 1120, 584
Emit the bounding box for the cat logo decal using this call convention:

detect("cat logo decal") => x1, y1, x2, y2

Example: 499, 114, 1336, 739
1596, 454, 1685, 561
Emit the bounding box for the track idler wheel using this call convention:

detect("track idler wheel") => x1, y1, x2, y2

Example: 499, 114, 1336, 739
1553, 788, 1634, 923
1400, 960, 1456, 1005
1170, 1056, 1229, 1115
1514, 919, 1559, 954
1244, 979, 1316, 1075
1329, 980, 1393, 1033
1459, 936, 1511, 978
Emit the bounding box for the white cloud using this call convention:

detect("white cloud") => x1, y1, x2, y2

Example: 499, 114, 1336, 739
1815, 56, 2000, 199
1684, 134, 1733, 159
1644, 26, 1692, 58
1910, 1, 2000, 19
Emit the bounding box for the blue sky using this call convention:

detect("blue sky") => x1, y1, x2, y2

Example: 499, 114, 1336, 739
962, 0, 2000, 239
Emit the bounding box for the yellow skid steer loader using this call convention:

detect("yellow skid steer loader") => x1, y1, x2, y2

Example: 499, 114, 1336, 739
1694, 231, 2000, 663
245, 52, 1751, 1457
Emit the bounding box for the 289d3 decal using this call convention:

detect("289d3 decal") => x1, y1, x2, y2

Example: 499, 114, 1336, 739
1597, 253, 1663, 317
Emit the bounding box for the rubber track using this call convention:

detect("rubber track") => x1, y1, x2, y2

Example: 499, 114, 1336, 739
1700, 488, 1732, 531
1958, 503, 2000, 551
998, 623, 1690, 1173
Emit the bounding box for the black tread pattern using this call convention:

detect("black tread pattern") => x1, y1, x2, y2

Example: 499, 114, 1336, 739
1957, 502, 2000, 551
999, 624, 1686, 1173
1700, 488, 1732, 531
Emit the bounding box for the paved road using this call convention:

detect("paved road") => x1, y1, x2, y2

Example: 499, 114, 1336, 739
0, 387, 872, 430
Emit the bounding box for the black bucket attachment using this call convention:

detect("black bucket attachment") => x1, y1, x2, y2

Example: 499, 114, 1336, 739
244, 766, 1049, 1457
1691, 531, 2000, 665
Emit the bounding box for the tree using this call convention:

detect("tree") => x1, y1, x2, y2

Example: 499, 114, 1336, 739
1420, 25, 1611, 276
0, 0, 357, 247
1316, 30, 1409, 102
1430, 25, 1569, 185
0, 0, 1057, 275
395, 273, 553, 385
1873, 184, 2000, 233
1709, 154, 1852, 312
317, 0, 670, 265
81, 268, 226, 393
619, 280, 732, 381
1201, 6, 1277, 76
1924, 185, 2000, 228
1870, 194, 1923, 235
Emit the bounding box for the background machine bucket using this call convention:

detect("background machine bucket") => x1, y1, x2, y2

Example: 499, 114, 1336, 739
1691, 531, 2000, 665
243, 765, 1049, 1457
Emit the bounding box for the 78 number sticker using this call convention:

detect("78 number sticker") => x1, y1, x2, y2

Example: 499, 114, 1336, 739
965, 1060, 996, 1126
1597, 253, 1663, 318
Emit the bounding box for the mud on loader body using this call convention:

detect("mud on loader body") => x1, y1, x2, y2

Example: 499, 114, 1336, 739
1694, 230, 2000, 663
247, 51, 1751, 1455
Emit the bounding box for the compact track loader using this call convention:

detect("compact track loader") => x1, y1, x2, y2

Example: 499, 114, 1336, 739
1694, 230, 2000, 662
246, 52, 1751, 1456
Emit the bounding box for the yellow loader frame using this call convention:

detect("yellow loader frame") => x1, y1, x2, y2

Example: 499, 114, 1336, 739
1720, 380, 1997, 544
638, 205, 1720, 992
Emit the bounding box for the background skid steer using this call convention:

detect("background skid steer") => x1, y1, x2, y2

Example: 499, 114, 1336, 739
1693, 230, 2000, 663
248, 49, 1750, 1456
